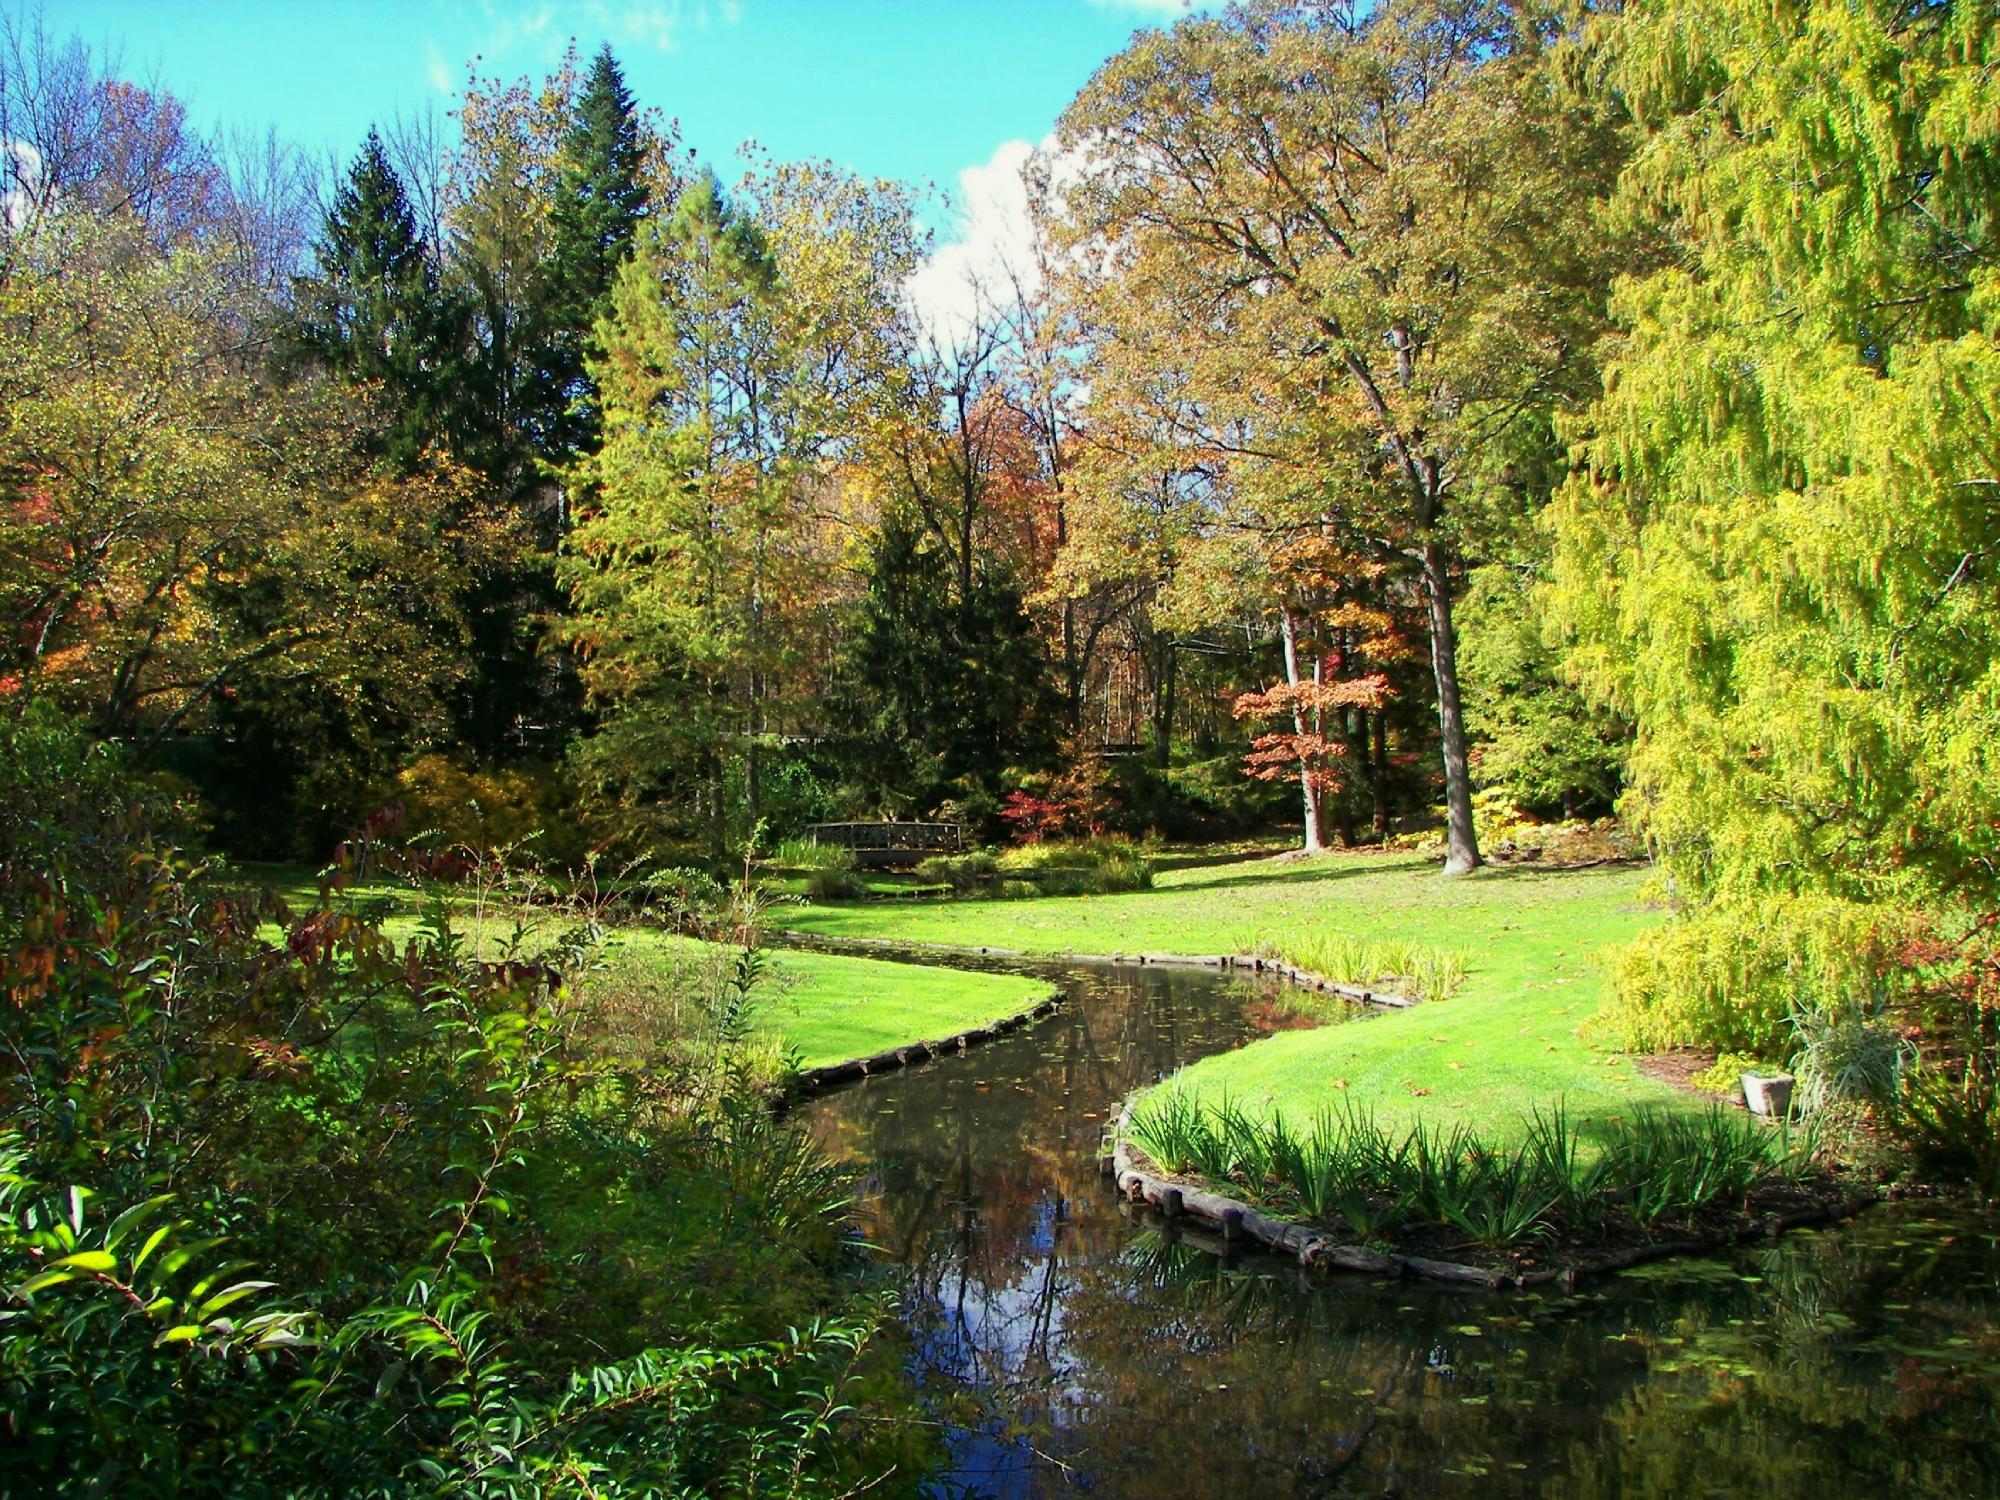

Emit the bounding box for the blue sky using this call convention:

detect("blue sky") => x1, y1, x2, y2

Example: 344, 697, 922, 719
55, 0, 1201, 228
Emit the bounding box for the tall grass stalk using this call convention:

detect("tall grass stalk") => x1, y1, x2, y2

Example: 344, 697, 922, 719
1125, 1091, 1822, 1250
1257, 933, 1468, 1004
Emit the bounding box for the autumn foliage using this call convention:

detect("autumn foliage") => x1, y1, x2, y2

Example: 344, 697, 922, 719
1232, 674, 1393, 793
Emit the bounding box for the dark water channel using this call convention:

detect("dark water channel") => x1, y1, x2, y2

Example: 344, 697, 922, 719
794, 954, 2000, 1499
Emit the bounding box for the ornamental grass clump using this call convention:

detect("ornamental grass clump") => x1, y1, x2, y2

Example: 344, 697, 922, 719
1125, 1088, 1823, 1253
1257, 933, 1468, 1003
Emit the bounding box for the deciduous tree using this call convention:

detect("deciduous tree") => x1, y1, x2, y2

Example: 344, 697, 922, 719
1050, 0, 1622, 872
1547, 0, 2000, 1043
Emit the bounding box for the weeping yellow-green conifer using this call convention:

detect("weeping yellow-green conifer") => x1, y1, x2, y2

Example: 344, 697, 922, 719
1549, 0, 2000, 1047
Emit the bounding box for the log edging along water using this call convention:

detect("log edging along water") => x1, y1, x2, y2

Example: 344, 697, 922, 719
786, 993, 1065, 1100
1100, 1100, 1879, 1291
774, 931, 1422, 1009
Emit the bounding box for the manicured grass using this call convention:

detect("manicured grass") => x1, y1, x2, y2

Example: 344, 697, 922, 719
234, 862, 1055, 1072
786, 851, 1687, 1142
600, 930, 1054, 1070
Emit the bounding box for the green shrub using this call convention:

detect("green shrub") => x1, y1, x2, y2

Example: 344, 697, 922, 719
0, 709, 916, 1494
913, 851, 1001, 894
804, 854, 865, 901
391, 752, 590, 868
996, 838, 1155, 895
1689, 1051, 1778, 1095
1593, 895, 1902, 1053
1890, 1061, 2000, 1195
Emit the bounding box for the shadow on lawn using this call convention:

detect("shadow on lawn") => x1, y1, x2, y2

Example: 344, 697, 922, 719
1173, 855, 1651, 899
1165, 852, 1438, 894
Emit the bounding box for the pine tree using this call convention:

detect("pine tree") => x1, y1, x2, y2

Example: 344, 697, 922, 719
538, 44, 651, 466
294, 131, 460, 469
832, 518, 1059, 825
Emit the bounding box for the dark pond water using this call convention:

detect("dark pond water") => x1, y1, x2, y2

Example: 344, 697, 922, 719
795, 955, 2000, 1499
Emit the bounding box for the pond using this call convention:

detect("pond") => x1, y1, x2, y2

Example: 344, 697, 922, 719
794, 955, 2000, 1498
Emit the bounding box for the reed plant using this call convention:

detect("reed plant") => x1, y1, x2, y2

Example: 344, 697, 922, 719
1125, 1089, 1822, 1250
1257, 933, 1468, 1004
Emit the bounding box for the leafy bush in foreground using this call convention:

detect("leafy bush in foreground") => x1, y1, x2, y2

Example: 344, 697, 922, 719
0, 706, 919, 1496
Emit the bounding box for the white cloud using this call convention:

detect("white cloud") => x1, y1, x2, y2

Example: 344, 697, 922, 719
479, 2, 558, 59
462, 0, 738, 72
586, 1, 744, 53
424, 42, 455, 95
596, 3, 682, 50
904, 138, 1049, 347
2, 139, 46, 232
903, 133, 1105, 351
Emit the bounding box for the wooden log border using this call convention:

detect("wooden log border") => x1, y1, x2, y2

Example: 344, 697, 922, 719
1102, 1100, 1877, 1291
787, 993, 1065, 1100
775, 931, 1422, 1009
774, 932, 1876, 1283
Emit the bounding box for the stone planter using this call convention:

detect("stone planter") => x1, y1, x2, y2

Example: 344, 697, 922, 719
1742, 1071, 1795, 1120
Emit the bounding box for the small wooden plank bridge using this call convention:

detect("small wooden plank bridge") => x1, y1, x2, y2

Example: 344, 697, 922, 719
808, 820, 962, 869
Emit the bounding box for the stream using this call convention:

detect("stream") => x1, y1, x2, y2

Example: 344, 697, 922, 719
793, 953, 2000, 1498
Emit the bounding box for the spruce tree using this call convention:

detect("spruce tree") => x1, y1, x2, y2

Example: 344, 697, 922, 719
832, 519, 1058, 825
295, 131, 460, 469
538, 44, 651, 466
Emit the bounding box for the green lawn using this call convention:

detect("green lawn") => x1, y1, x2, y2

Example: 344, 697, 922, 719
235, 863, 1054, 1073
598, 930, 1054, 1070
786, 851, 1689, 1141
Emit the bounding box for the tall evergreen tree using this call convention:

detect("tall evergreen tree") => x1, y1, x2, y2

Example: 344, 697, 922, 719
832, 518, 1058, 825
538, 44, 651, 468
294, 131, 461, 469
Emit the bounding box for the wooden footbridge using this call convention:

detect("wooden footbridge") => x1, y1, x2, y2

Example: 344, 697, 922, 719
807, 820, 962, 869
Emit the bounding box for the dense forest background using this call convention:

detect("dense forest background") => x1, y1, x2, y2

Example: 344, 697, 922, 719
0, 7, 1639, 880
3, 1, 1998, 1491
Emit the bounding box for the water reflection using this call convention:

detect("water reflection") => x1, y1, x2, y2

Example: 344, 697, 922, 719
797, 959, 2000, 1498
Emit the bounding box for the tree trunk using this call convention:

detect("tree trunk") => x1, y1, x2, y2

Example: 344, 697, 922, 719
1152, 632, 1177, 770
1421, 539, 1480, 875
1335, 702, 1366, 848
1370, 710, 1390, 840
1062, 600, 1081, 733
1281, 609, 1327, 854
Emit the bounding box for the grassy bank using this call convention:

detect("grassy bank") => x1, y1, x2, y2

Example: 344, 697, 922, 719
598, 931, 1055, 1071
240, 863, 1055, 1073
787, 851, 1687, 1141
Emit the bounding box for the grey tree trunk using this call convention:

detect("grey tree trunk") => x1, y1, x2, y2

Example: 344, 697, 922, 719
1280, 609, 1327, 854
1421, 539, 1481, 875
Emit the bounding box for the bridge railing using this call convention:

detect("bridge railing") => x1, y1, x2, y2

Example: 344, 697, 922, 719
806, 821, 963, 867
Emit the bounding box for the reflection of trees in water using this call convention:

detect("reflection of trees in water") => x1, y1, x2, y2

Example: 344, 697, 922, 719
806, 961, 2000, 1497
1056, 1210, 2000, 1499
